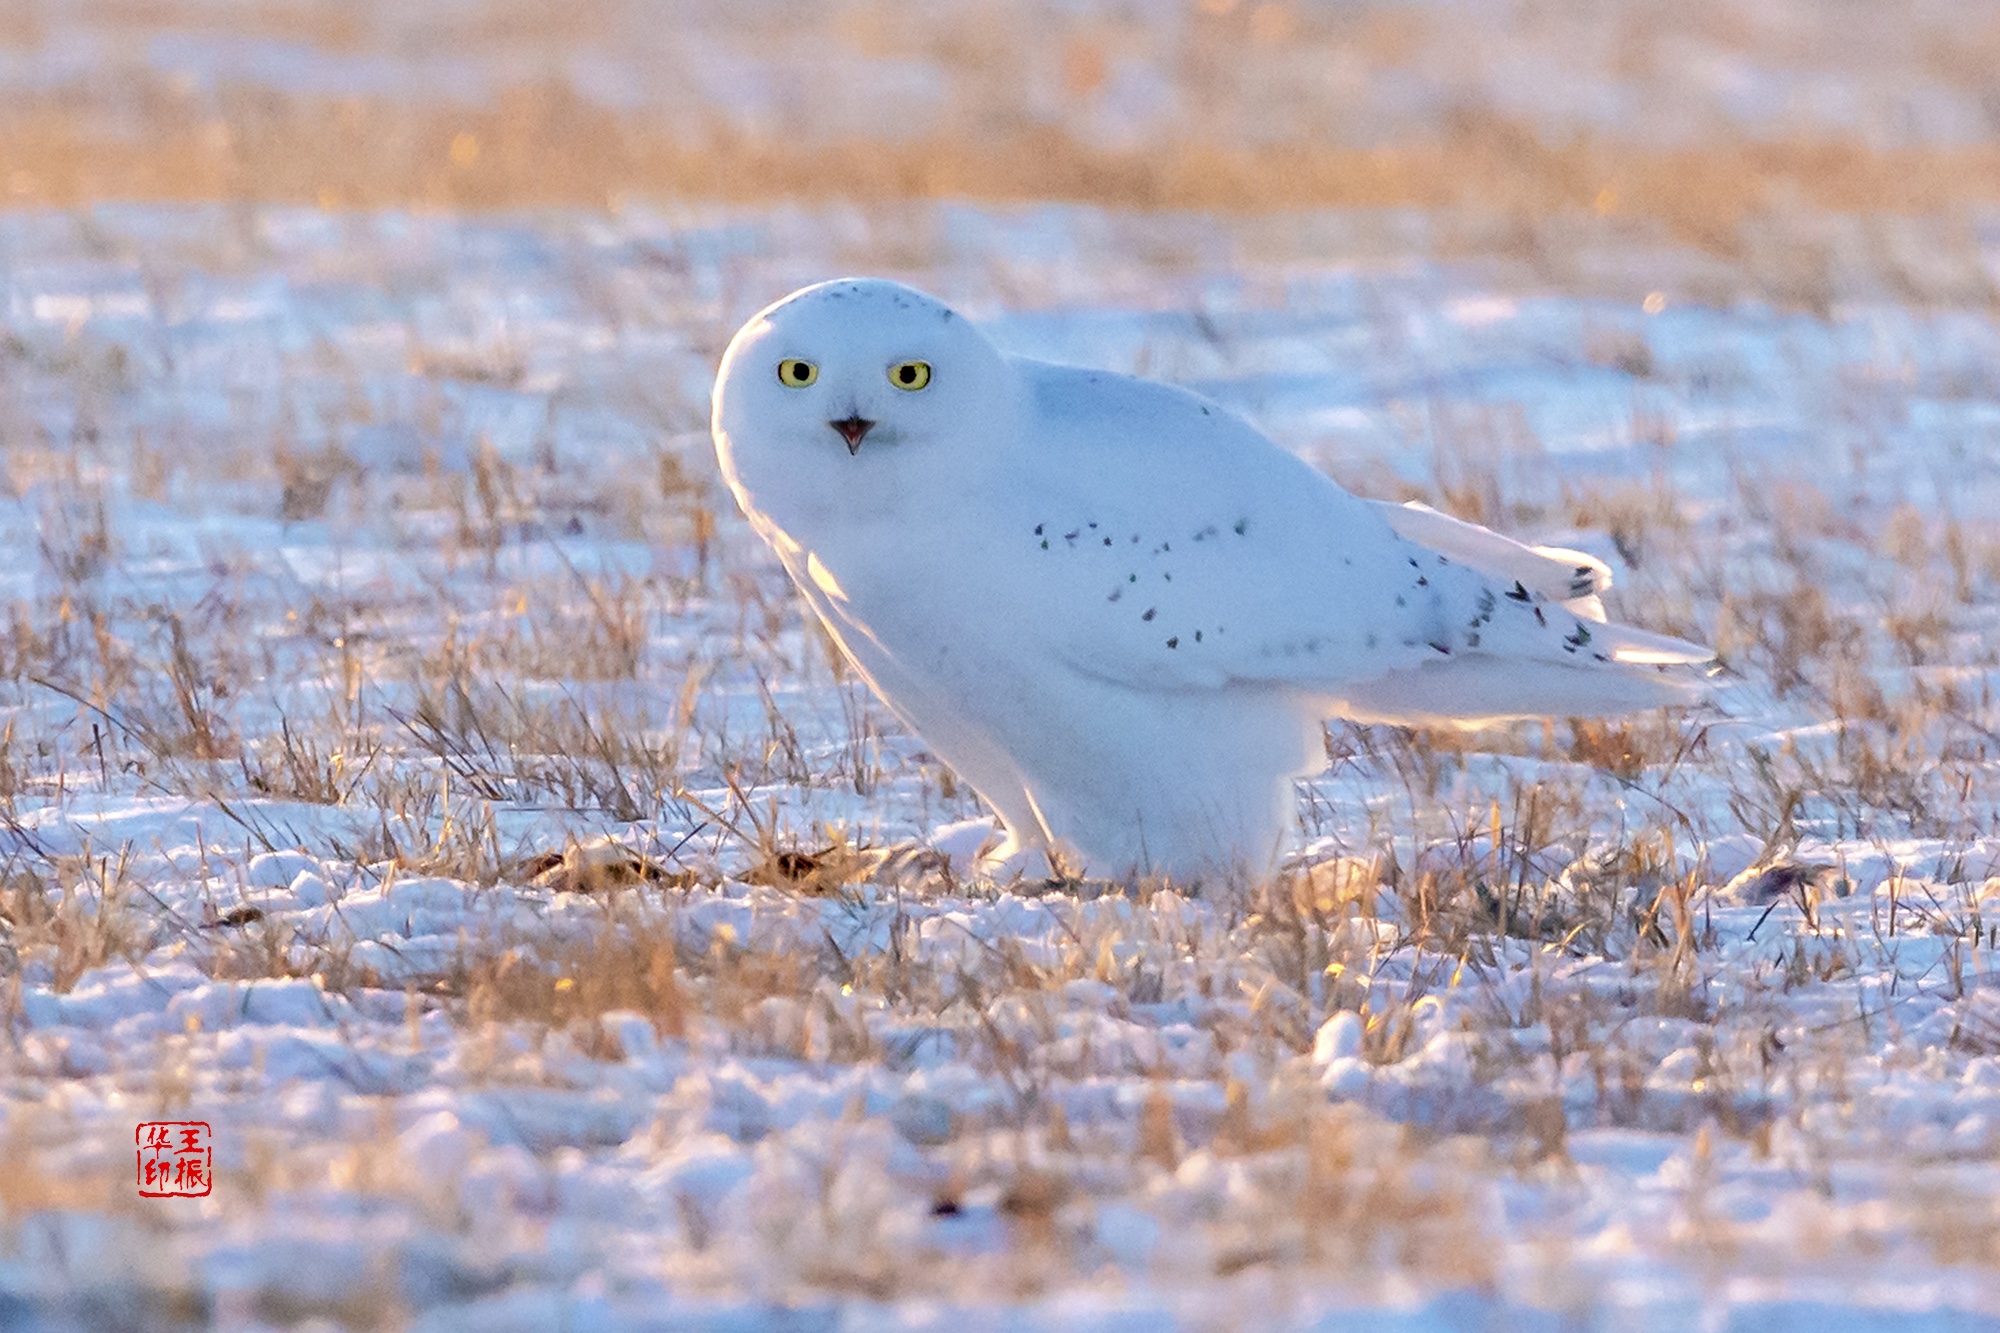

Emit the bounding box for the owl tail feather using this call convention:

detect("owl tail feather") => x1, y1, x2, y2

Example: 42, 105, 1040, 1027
1338, 654, 1709, 729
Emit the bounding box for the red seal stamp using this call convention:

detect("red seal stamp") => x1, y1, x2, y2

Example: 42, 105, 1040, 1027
136, 1121, 212, 1198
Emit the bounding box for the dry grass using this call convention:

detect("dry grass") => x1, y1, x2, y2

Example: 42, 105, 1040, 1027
5, 0, 2000, 264
0, 844, 149, 994
8, 81, 2000, 251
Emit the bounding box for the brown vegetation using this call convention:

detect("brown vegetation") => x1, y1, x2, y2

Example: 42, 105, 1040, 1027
7, 80, 2000, 250
7, 0, 2000, 250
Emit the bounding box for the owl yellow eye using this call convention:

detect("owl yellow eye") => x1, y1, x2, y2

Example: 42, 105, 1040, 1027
777, 359, 818, 388
889, 360, 932, 391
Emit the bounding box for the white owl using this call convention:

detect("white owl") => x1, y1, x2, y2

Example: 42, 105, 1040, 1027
712, 279, 1710, 885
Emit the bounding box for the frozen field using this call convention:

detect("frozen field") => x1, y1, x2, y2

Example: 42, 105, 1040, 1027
0, 198, 1998, 1328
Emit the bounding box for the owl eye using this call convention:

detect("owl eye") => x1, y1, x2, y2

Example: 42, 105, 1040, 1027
889, 360, 932, 391
777, 359, 818, 388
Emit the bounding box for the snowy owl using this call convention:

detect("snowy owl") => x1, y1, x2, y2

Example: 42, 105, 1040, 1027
712, 279, 1711, 885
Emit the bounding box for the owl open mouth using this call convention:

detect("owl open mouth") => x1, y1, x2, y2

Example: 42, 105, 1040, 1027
829, 415, 875, 453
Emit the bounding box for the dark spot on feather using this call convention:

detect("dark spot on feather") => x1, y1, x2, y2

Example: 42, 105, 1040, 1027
1109, 589, 1122, 602
1416, 576, 1428, 587
1034, 524, 1043, 536
1166, 636, 1178, 648
1234, 519, 1248, 536
1429, 641, 1452, 655
1103, 537, 1112, 546
1533, 606, 1546, 626
1195, 630, 1203, 642
1142, 608, 1156, 621
1506, 580, 1532, 602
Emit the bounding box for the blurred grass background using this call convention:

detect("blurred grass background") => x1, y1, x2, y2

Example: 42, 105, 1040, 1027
3, 0, 1999, 265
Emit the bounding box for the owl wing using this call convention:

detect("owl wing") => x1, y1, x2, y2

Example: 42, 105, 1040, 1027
1367, 500, 1610, 622
1009, 360, 1709, 722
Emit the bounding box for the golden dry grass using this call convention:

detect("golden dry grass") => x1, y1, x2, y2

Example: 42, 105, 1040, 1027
5, 0, 2000, 251
10, 87, 2000, 249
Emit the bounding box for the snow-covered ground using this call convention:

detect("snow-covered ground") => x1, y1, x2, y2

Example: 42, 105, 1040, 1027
2, 200, 2000, 1328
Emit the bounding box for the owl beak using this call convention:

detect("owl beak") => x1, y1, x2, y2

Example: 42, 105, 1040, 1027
829, 415, 875, 454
